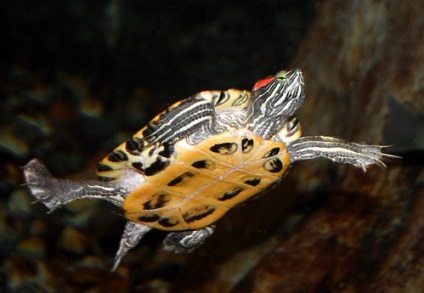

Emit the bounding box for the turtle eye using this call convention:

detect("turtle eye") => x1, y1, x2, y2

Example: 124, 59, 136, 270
276, 72, 288, 83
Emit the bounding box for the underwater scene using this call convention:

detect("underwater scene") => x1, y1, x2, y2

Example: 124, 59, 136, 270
1, 1, 423, 292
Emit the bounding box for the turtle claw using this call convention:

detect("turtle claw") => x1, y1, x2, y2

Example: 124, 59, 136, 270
31, 198, 60, 214
353, 146, 388, 171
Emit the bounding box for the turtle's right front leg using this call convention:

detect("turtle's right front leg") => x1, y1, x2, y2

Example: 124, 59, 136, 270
22, 159, 130, 212
286, 136, 392, 171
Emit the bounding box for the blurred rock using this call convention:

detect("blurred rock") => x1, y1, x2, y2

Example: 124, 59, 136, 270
0, 208, 28, 248
7, 189, 33, 216
29, 219, 49, 236
0, 128, 30, 159
59, 226, 91, 255
17, 235, 48, 259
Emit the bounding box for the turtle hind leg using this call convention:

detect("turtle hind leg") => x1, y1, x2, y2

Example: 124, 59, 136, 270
163, 225, 215, 253
111, 221, 152, 271
22, 159, 128, 212
112, 224, 214, 270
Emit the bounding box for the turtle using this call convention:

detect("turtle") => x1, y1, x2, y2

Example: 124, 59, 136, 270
23, 69, 389, 271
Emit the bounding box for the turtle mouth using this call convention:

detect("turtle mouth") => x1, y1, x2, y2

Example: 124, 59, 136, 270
292, 68, 304, 86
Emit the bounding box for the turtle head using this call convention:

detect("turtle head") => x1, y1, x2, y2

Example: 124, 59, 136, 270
248, 69, 305, 139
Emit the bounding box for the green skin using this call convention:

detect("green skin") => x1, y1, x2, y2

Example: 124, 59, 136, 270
22, 69, 389, 271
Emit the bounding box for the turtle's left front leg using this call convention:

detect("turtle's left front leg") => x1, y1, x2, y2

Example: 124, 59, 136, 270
287, 136, 392, 171
145, 94, 217, 145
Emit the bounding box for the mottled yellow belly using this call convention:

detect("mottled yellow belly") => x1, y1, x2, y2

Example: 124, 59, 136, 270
124, 129, 290, 231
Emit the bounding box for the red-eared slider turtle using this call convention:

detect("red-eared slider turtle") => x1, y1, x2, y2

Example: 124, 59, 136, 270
23, 69, 388, 270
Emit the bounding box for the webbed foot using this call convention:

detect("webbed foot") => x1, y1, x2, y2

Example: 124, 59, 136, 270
22, 159, 66, 212
163, 225, 215, 253
23, 159, 128, 212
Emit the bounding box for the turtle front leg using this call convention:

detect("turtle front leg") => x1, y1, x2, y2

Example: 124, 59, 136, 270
163, 225, 215, 253
22, 159, 131, 212
145, 94, 217, 145
287, 136, 389, 171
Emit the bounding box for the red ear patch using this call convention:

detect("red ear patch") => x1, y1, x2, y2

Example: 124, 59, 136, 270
252, 76, 274, 91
